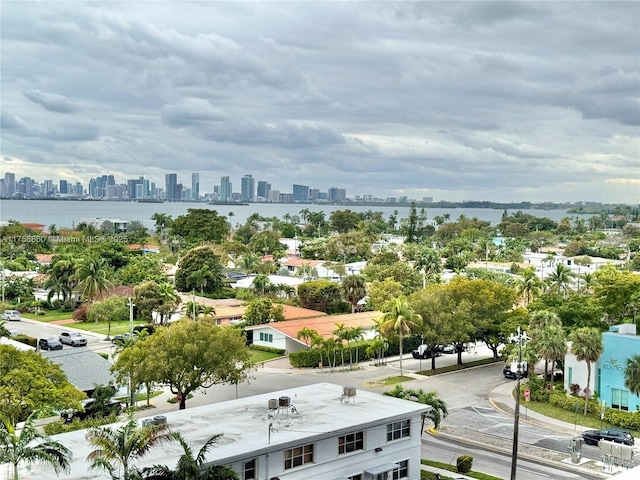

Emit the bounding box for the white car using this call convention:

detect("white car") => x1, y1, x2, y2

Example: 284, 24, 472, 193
58, 332, 88, 347
1, 310, 22, 321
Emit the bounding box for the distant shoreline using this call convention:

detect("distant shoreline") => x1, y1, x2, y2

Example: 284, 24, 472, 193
0, 197, 625, 210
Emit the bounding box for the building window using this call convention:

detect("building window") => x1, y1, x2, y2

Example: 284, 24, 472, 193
391, 460, 409, 479
386, 419, 411, 441
611, 389, 629, 411
284, 443, 314, 469
338, 431, 364, 454
348, 475, 363, 480
242, 459, 257, 480
259, 332, 273, 342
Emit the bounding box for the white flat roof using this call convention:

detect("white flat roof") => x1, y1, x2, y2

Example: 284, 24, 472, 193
24, 383, 429, 479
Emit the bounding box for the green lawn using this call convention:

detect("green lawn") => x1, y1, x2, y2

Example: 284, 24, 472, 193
250, 350, 283, 363
67, 319, 140, 337
421, 460, 503, 480
21, 310, 75, 322
515, 390, 640, 436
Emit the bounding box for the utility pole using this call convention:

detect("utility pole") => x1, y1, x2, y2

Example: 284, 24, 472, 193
127, 296, 135, 408
128, 297, 135, 336
509, 327, 530, 480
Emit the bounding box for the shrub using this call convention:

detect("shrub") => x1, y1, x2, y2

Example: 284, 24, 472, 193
73, 304, 88, 322
249, 344, 285, 355
12, 334, 37, 348
289, 349, 324, 368
43, 413, 120, 435
456, 455, 473, 473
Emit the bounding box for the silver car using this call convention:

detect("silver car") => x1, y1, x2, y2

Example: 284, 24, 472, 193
58, 332, 88, 347
1, 310, 22, 321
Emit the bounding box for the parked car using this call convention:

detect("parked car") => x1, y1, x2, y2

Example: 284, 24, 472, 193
61, 398, 123, 423
582, 428, 634, 446
39, 337, 63, 351
59, 332, 87, 347
437, 344, 455, 354
1, 310, 22, 321
412, 344, 441, 359
111, 332, 138, 345
502, 363, 528, 380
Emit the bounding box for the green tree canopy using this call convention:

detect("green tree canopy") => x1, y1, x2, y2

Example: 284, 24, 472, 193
0, 345, 85, 422
174, 246, 226, 294
87, 295, 129, 339
169, 209, 230, 245
243, 298, 284, 325
113, 320, 252, 410
569, 327, 604, 415
297, 280, 348, 314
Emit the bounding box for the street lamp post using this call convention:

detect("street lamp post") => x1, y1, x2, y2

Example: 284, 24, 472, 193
509, 327, 530, 480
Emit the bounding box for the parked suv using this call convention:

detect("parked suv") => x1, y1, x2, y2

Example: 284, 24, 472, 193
38, 337, 63, 351
1, 310, 21, 321
412, 344, 441, 359
59, 332, 87, 347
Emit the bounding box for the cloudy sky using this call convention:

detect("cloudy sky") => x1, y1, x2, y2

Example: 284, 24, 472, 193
1, 1, 638, 204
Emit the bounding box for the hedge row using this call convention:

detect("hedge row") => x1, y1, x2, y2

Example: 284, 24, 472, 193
289, 341, 375, 368
249, 344, 285, 355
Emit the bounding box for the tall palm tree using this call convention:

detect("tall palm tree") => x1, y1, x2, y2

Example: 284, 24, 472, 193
624, 354, 640, 398
514, 267, 544, 306
0, 410, 71, 480
86, 419, 174, 480
333, 323, 348, 367
44, 273, 72, 305
348, 326, 364, 366
76, 256, 112, 302
341, 275, 367, 314
380, 298, 423, 377
546, 264, 575, 296
569, 327, 604, 415
187, 265, 215, 294
156, 282, 180, 325
141, 432, 238, 480
296, 327, 319, 347
535, 325, 567, 389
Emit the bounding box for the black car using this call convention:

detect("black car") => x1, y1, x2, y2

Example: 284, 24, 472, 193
412, 345, 441, 359
502, 364, 528, 380
582, 428, 634, 446
111, 332, 138, 345
39, 337, 63, 351
61, 398, 123, 423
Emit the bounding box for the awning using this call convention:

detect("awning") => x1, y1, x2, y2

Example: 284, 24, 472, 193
363, 463, 399, 476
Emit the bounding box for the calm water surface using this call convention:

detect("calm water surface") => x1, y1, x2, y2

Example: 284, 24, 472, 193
0, 199, 580, 230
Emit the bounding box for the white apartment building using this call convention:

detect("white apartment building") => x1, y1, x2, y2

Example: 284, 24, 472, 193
20, 383, 430, 480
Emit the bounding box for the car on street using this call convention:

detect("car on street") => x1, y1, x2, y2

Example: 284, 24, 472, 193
59, 331, 88, 347
61, 398, 123, 423
111, 332, 138, 345
437, 344, 455, 354
1, 310, 22, 321
582, 428, 634, 446
39, 337, 63, 351
412, 344, 441, 359
502, 363, 528, 380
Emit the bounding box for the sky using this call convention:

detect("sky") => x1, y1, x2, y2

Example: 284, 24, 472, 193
1, 1, 639, 204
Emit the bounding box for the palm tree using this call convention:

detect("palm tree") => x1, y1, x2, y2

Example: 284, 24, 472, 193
187, 265, 215, 294
0, 320, 12, 338
348, 326, 364, 366
514, 267, 544, 306
546, 264, 575, 296
333, 323, 348, 367
156, 282, 180, 325
86, 419, 174, 480
296, 327, 319, 347
141, 432, 238, 480
0, 410, 71, 480
384, 385, 449, 429
569, 327, 604, 415
380, 298, 423, 377
535, 325, 567, 388
624, 354, 640, 401
150, 213, 173, 237
44, 273, 72, 305
341, 275, 367, 314
76, 256, 112, 302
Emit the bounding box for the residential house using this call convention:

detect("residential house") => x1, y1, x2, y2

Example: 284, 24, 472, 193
40, 349, 116, 398
246, 311, 382, 354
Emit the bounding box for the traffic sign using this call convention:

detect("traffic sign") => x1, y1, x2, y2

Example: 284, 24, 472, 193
524, 389, 530, 401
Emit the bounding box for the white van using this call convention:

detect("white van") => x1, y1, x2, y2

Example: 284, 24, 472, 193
1, 310, 22, 321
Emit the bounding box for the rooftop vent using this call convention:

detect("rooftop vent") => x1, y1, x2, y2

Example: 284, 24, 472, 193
268, 398, 278, 410
279, 396, 290, 407
341, 386, 357, 405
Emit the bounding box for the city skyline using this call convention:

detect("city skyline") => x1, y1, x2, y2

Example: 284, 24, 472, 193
1, 2, 638, 204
